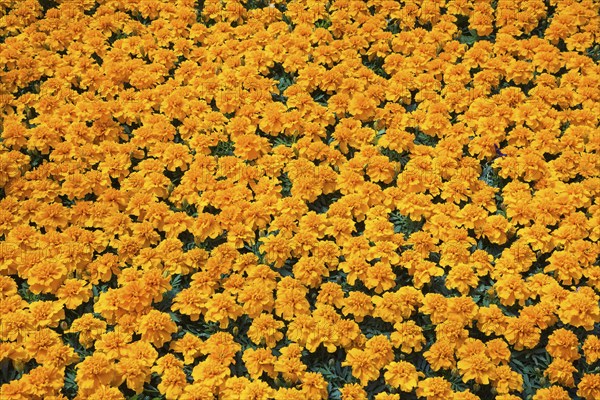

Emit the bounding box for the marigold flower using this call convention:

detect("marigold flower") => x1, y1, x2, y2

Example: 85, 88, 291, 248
457, 353, 495, 385
424, 338, 456, 372
504, 316, 541, 351
582, 335, 600, 364
338, 383, 367, 400
137, 310, 178, 348
416, 377, 454, 400
546, 328, 580, 361
364, 261, 397, 293
341, 291, 374, 322
492, 365, 523, 394
544, 358, 577, 387
75, 353, 115, 395
342, 348, 380, 386
532, 385, 571, 400
121, 340, 158, 368
204, 292, 243, 329
388, 321, 423, 353
95, 331, 132, 361
26, 259, 67, 294
242, 347, 277, 379
384, 360, 423, 392
21, 365, 64, 398
299, 371, 328, 400
446, 264, 479, 295
115, 357, 150, 394
494, 274, 531, 307
558, 286, 600, 330
84, 386, 126, 400
248, 313, 285, 348
191, 359, 230, 390
577, 373, 600, 400
171, 288, 208, 321
169, 333, 203, 365
67, 315, 106, 349
158, 368, 187, 400
56, 279, 93, 310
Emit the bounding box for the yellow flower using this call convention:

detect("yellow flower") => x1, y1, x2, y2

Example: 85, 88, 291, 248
121, 341, 158, 369
75, 353, 115, 396
364, 261, 396, 293
306, 317, 339, 353
170, 333, 203, 365
494, 274, 531, 307
171, 288, 208, 321
582, 335, 600, 364
21, 365, 65, 398
84, 386, 126, 400
532, 386, 571, 400
544, 358, 577, 387
391, 320, 426, 353
26, 259, 67, 294
416, 377, 454, 400
242, 347, 277, 380
384, 361, 424, 392
137, 310, 178, 348
158, 368, 187, 400
446, 264, 479, 295
503, 316, 541, 351
115, 357, 150, 394
67, 314, 106, 349
577, 373, 600, 400
544, 250, 584, 285
457, 353, 495, 385
338, 383, 367, 400
492, 365, 523, 394
56, 279, 92, 310
300, 371, 328, 400
204, 292, 243, 329
546, 328, 580, 361
424, 339, 456, 372
316, 282, 345, 308
341, 291, 374, 323
342, 348, 380, 387
259, 233, 292, 268
485, 338, 511, 365
248, 313, 284, 348
274, 344, 307, 383
95, 331, 132, 361
557, 287, 600, 331
191, 359, 230, 390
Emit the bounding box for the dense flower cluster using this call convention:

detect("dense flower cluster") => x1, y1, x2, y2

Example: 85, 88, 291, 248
1, 0, 599, 399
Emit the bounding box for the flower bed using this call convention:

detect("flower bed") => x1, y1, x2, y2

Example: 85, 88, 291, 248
0, 0, 599, 399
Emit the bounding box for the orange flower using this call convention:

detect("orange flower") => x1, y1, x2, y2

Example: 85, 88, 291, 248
56, 279, 92, 309
557, 287, 600, 331
416, 377, 454, 400
75, 353, 115, 396
577, 373, 600, 400
546, 328, 581, 361
384, 360, 424, 392
242, 347, 277, 379
544, 358, 577, 387
424, 339, 456, 372
342, 348, 380, 386
26, 259, 67, 294
137, 310, 178, 348
457, 353, 495, 385
504, 316, 541, 351
247, 313, 284, 348
582, 335, 600, 364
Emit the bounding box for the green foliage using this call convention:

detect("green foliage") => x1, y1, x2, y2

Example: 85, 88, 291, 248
390, 211, 424, 238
